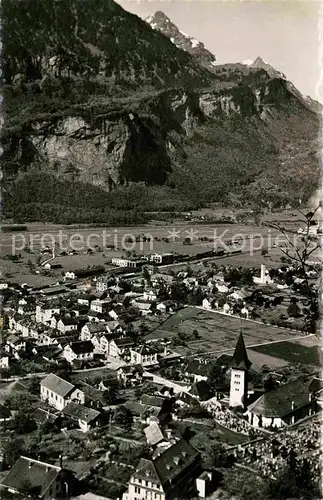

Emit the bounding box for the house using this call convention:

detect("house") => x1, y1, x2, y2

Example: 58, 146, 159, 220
65, 266, 105, 280
62, 402, 101, 433
130, 345, 159, 367
40, 373, 85, 411
122, 439, 200, 500
36, 304, 60, 324
77, 382, 107, 409
202, 297, 218, 310
57, 317, 78, 335
0, 456, 78, 499
90, 299, 111, 314
96, 278, 110, 292
156, 300, 175, 314
184, 360, 209, 383
32, 408, 60, 427
0, 353, 10, 369
151, 273, 175, 288
108, 337, 134, 358
5, 334, 27, 355
112, 257, 145, 268
246, 378, 320, 428
81, 322, 107, 341
63, 341, 94, 364
77, 294, 96, 307
117, 365, 144, 386
149, 253, 174, 265
143, 289, 158, 302
132, 301, 155, 316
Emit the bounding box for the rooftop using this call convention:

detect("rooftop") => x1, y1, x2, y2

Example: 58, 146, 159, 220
40, 373, 75, 398
1, 456, 62, 497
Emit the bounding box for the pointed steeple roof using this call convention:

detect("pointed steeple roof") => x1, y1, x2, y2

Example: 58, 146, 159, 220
231, 332, 251, 370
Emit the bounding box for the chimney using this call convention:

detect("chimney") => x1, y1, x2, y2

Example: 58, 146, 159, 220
59, 455, 63, 468
309, 393, 312, 402
291, 401, 295, 411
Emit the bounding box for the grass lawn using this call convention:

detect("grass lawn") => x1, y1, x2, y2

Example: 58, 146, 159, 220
251, 340, 320, 366
148, 307, 306, 358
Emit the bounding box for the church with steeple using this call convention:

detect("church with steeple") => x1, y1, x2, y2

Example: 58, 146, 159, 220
229, 332, 251, 408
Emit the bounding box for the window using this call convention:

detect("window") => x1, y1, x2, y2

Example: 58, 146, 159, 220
135, 487, 141, 494
138, 479, 142, 484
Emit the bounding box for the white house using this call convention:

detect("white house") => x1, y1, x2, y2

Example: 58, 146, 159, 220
108, 337, 134, 359
57, 318, 78, 335
202, 297, 218, 310
90, 299, 111, 314
130, 345, 159, 367
81, 322, 107, 341
63, 341, 94, 364
40, 373, 85, 411
35, 304, 60, 324
62, 402, 100, 433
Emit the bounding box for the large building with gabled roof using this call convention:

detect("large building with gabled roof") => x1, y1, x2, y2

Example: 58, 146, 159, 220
229, 332, 251, 408
122, 438, 200, 500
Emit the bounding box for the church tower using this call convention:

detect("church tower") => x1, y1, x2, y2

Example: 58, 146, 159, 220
229, 332, 251, 408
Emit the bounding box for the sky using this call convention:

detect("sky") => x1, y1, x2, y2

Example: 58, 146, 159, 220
117, 0, 321, 101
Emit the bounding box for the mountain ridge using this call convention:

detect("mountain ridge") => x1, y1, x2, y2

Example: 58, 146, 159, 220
1, 0, 320, 222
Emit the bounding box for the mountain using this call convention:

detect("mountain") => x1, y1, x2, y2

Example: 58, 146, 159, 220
240, 57, 321, 114
2, 0, 213, 89
146, 11, 217, 70
1, 0, 320, 223
241, 56, 286, 79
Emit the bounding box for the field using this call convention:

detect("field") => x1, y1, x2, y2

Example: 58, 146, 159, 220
250, 338, 321, 367
0, 209, 319, 287
147, 307, 315, 368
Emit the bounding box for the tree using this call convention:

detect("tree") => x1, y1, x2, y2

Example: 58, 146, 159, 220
268, 206, 321, 332
114, 405, 133, 431
28, 376, 40, 394
11, 411, 37, 434
3, 437, 25, 467
267, 456, 320, 499
223, 468, 269, 500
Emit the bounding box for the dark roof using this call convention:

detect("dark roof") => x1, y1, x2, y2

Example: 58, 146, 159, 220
40, 373, 75, 398
59, 317, 77, 326
185, 360, 209, 377
1, 456, 62, 496
77, 382, 106, 405
248, 379, 313, 418
84, 322, 107, 334
141, 394, 165, 408
191, 380, 213, 401
231, 332, 251, 371
62, 402, 100, 423
113, 336, 134, 347
135, 439, 199, 491
308, 377, 322, 394
68, 341, 94, 355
